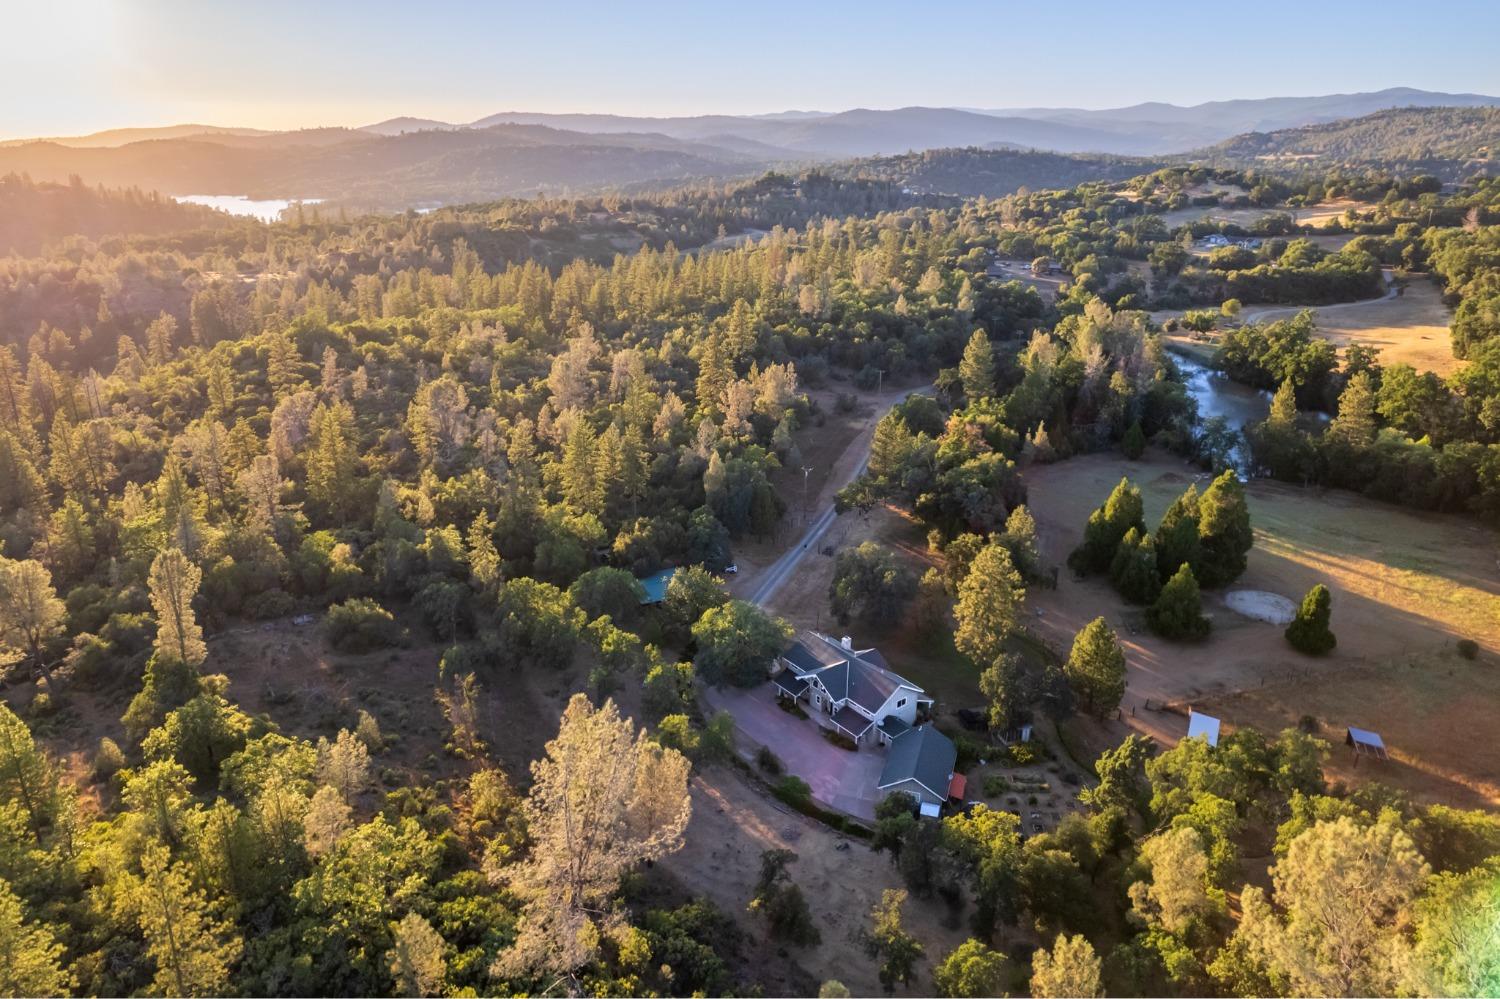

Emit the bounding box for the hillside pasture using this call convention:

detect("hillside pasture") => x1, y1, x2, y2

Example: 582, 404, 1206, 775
1022, 451, 1500, 808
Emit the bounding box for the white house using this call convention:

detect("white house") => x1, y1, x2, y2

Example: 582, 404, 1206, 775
772, 632, 933, 746
772, 631, 958, 808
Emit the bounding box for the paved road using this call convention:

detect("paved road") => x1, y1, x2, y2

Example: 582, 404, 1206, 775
746, 386, 932, 608
747, 455, 870, 607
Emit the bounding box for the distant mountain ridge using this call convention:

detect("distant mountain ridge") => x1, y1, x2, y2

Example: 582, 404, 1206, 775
16, 87, 1496, 159
3, 90, 1496, 213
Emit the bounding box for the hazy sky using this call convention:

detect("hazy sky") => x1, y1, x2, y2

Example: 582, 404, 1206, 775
6, 0, 1500, 138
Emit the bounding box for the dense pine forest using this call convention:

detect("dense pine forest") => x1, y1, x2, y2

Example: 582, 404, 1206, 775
0, 150, 1498, 998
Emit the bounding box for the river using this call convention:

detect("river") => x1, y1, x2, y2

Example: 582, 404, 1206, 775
174, 194, 323, 223
1170, 348, 1327, 475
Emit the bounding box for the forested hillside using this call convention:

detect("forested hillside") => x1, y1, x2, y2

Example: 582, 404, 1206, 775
1202, 106, 1500, 177
828, 147, 1158, 198
0, 155, 1499, 996
0, 174, 231, 254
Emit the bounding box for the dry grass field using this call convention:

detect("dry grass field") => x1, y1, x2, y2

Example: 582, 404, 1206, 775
1158, 198, 1374, 231
1242, 276, 1458, 375
1023, 451, 1500, 808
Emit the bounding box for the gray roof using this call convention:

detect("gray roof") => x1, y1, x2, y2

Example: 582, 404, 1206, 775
831, 706, 874, 738
773, 673, 808, 698
782, 632, 924, 714
879, 716, 911, 738
878, 725, 957, 798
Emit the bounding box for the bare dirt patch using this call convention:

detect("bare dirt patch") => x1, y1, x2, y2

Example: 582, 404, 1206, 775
660, 765, 973, 997
1023, 451, 1500, 807
1224, 590, 1297, 625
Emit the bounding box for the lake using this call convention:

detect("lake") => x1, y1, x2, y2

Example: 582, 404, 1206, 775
174, 194, 323, 223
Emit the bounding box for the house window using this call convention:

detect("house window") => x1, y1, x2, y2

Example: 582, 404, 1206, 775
896, 698, 907, 708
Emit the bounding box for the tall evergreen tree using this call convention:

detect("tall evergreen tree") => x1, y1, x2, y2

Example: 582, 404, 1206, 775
1148, 563, 1211, 640
1155, 484, 1202, 583
959, 330, 996, 401
954, 544, 1026, 668
134, 843, 243, 997
1070, 477, 1145, 575
1064, 617, 1127, 717
1197, 471, 1253, 588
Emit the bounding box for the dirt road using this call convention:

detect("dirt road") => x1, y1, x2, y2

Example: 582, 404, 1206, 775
736, 383, 933, 607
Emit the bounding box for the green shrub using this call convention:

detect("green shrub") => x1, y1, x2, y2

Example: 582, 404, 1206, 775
1285, 584, 1337, 655
1457, 639, 1480, 660
773, 775, 812, 808
756, 745, 784, 775
823, 729, 858, 752
324, 598, 403, 653
93, 737, 125, 782
983, 774, 1010, 797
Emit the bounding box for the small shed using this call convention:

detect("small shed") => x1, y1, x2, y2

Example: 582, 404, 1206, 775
1346, 726, 1389, 762
637, 568, 677, 606
947, 773, 967, 801
1187, 710, 1222, 747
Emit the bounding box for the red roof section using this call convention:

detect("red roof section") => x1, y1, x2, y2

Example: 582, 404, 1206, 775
947, 773, 966, 800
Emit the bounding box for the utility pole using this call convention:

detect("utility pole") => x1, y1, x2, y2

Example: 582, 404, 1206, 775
875, 368, 885, 395
801, 465, 814, 526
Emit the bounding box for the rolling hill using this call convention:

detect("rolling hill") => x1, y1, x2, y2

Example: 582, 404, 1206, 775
1198, 106, 1500, 176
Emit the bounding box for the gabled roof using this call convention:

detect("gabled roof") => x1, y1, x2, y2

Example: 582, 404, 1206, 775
782, 632, 925, 714
878, 725, 957, 799
773, 673, 808, 698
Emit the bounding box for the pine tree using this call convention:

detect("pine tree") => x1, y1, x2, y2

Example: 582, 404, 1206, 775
559, 418, 600, 516
959, 330, 996, 401
1268, 378, 1298, 430
492, 695, 691, 976
386, 912, 447, 997
0, 704, 59, 838
1148, 563, 1211, 640
0, 878, 70, 996
1155, 484, 1202, 583
1122, 418, 1146, 459
1197, 471, 1253, 588
954, 544, 1025, 668
1328, 370, 1378, 448
1031, 934, 1102, 999
1001, 504, 1041, 580
0, 559, 66, 688
1070, 477, 1145, 575
149, 548, 206, 668
135, 843, 243, 997
1285, 584, 1337, 655
306, 400, 361, 524
1109, 529, 1161, 605
1064, 617, 1127, 717
979, 655, 1025, 731
467, 511, 502, 594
